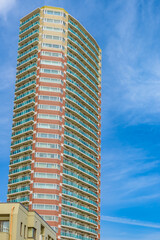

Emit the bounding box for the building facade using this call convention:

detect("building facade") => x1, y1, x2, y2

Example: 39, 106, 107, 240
0, 203, 56, 240
8, 6, 101, 240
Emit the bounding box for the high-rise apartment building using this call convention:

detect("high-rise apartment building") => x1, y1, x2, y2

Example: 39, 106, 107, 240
7, 6, 101, 240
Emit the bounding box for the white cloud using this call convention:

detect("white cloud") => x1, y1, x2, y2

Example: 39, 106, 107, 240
0, 0, 17, 19
101, 215, 160, 229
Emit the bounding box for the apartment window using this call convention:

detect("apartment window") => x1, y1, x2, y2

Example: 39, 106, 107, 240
40, 68, 64, 75
28, 227, 36, 239
33, 193, 59, 200
33, 183, 59, 190
42, 43, 65, 50
35, 162, 60, 169
41, 59, 64, 67
32, 204, 59, 211
37, 123, 62, 130
0, 221, 9, 233
41, 215, 58, 221
20, 222, 23, 236
35, 152, 60, 159
34, 172, 60, 179
36, 132, 61, 140
41, 51, 63, 58
38, 104, 62, 112
39, 95, 62, 102
36, 142, 61, 149
39, 86, 63, 93
39, 77, 63, 84
37, 114, 62, 121
24, 225, 26, 239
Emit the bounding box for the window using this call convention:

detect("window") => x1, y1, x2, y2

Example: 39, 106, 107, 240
37, 123, 62, 130
42, 43, 65, 50
35, 152, 60, 159
41, 51, 64, 58
33, 193, 59, 200
41, 59, 64, 67
37, 114, 62, 121
34, 172, 60, 179
33, 183, 59, 190
24, 225, 26, 239
39, 77, 63, 84
35, 162, 60, 169
39, 86, 63, 93
20, 222, 23, 236
32, 204, 59, 211
36, 142, 61, 150
0, 221, 9, 233
40, 68, 64, 75
36, 132, 61, 139
38, 104, 62, 112
28, 227, 36, 239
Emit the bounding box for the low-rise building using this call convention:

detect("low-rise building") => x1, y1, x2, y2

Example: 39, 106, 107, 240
0, 203, 56, 240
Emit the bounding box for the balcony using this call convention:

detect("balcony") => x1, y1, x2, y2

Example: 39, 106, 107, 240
18, 37, 39, 53
17, 46, 38, 61
16, 63, 37, 78
14, 98, 35, 112
64, 131, 98, 155
62, 199, 97, 216
9, 196, 30, 203
16, 71, 37, 86
62, 209, 97, 225
10, 146, 32, 157
62, 188, 97, 207
63, 179, 97, 198
12, 117, 34, 130
8, 185, 30, 195
20, 13, 40, 29
19, 21, 40, 37
12, 126, 33, 139
66, 77, 98, 107
61, 231, 94, 240
67, 69, 98, 99
11, 136, 33, 148
14, 89, 36, 103
63, 149, 97, 172
8, 175, 31, 185
64, 140, 98, 164
10, 155, 32, 166
61, 220, 97, 235
13, 107, 34, 121
65, 103, 98, 131
65, 112, 98, 142
19, 29, 39, 45
17, 54, 37, 69
63, 159, 97, 180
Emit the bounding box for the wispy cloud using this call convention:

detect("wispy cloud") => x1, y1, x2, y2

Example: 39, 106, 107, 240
0, 0, 17, 20
101, 215, 160, 229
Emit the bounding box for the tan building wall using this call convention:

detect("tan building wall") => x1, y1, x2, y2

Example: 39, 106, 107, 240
0, 203, 56, 240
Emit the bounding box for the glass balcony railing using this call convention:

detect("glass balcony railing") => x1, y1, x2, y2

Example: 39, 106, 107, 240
68, 35, 99, 68
19, 21, 40, 35
61, 231, 94, 240
63, 149, 97, 172
18, 37, 38, 51
64, 131, 97, 154
68, 26, 99, 61
14, 98, 35, 110
9, 165, 31, 175
63, 188, 97, 206
62, 208, 97, 224
65, 103, 98, 130
68, 43, 99, 76
63, 169, 97, 188
61, 220, 97, 234
16, 63, 37, 76
17, 54, 37, 67
12, 117, 34, 128
63, 179, 97, 197
67, 60, 98, 91
20, 13, 40, 27
13, 107, 34, 119
12, 126, 33, 137
66, 85, 98, 114
66, 77, 98, 106
15, 80, 36, 92
63, 159, 97, 180
68, 19, 99, 53
19, 29, 39, 43
67, 69, 98, 99
14, 89, 36, 102
62, 199, 97, 215
9, 196, 30, 202
17, 46, 38, 60
64, 140, 97, 163
68, 52, 98, 82
8, 186, 30, 194
65, 112, 98, 140
11, 136, 33, 147
10, 146, 32, 156
16, 71, 37, 85
8, 175, 30, 184
10, 155, 32, 166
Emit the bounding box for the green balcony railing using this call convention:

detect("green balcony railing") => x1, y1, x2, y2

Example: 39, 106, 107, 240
9, 165, 31, 175
18, 37, 38, 51
19, 21, 39, 35
16, 63, 37, 76
17, 46, 38, 59
10, 146, 32, 156
63, 159, 97, 180
8, 186, 30, 194
61, 220, 97, 234
9, 196, 30, 202
12, 126, 33, 137
13, 107, 34, 119
12, 117, 34, 128
61, 231, 94, 240
20, 13, 40, 27
8, 175, 30, 184
16, 71, 36, 84
19, 29, 39, 43
14, 89, 35, 101
14, 98, 35, 110
10, 155, 32, 165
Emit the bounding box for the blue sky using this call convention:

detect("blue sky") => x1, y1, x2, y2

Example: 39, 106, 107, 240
0, 0, 160, 239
